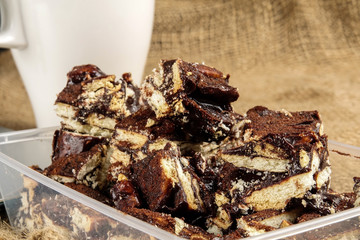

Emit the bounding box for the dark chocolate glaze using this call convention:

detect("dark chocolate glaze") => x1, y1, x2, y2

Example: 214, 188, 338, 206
67, 64, 106, 84
56, 64, 106, 104
115, 107, 155, 132
180, 97, 243, 142
110, 180, 141, 210
177, 59, 239, 104
245, 106, 322, 145
222, 106, 329, 172
52, 129, 106, 162
55, 82, 83, 105
158, 59, 177, 93
75, 78, 126, 121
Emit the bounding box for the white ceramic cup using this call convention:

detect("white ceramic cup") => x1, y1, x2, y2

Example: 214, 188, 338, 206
0, 0, 154, 127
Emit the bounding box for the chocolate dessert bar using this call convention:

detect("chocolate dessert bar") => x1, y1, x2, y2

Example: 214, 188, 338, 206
217, 106, 330, 213
55, 65, 141, 137
142, 59, 242, 142
107, 115, 211, 222
44, 129, 108, 189
15, 59, 360, 240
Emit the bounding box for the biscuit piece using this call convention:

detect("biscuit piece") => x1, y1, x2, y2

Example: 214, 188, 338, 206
105, 108, 157, 183
55, 65, 141, 136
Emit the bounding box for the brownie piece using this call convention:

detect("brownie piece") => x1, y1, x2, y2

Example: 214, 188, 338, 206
141, 59, 242, 142
52, 128, 107, 162
132, 148, 206, 217
45, 129, 108, 189
44, 144, 104, 188
55, 64, 141, 137
204, 106, 331, 233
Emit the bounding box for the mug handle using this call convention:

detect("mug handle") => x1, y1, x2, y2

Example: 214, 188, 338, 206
0, 0, 26, 48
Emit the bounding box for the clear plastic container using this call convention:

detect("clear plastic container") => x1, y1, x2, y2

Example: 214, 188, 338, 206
0, 127, 359, 239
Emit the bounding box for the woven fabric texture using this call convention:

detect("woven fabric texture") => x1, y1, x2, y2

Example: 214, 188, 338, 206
145, 0, 360, 146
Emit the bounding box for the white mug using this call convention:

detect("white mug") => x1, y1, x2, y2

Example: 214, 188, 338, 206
0, 0, 154, 127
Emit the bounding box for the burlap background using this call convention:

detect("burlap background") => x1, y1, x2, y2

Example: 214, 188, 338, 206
144, 0, 360, 147
1, 1, 360, 237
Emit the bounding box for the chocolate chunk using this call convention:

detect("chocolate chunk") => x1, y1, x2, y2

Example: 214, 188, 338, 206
110, 180, 141, 210
67, 64, 106, 84
177, 60, 239, 104
132, 149, 181, 212
52, 129, 106, 162
56, 64, 106, 104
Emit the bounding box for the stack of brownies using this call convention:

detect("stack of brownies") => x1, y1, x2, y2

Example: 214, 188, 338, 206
17, 59, 359, 239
